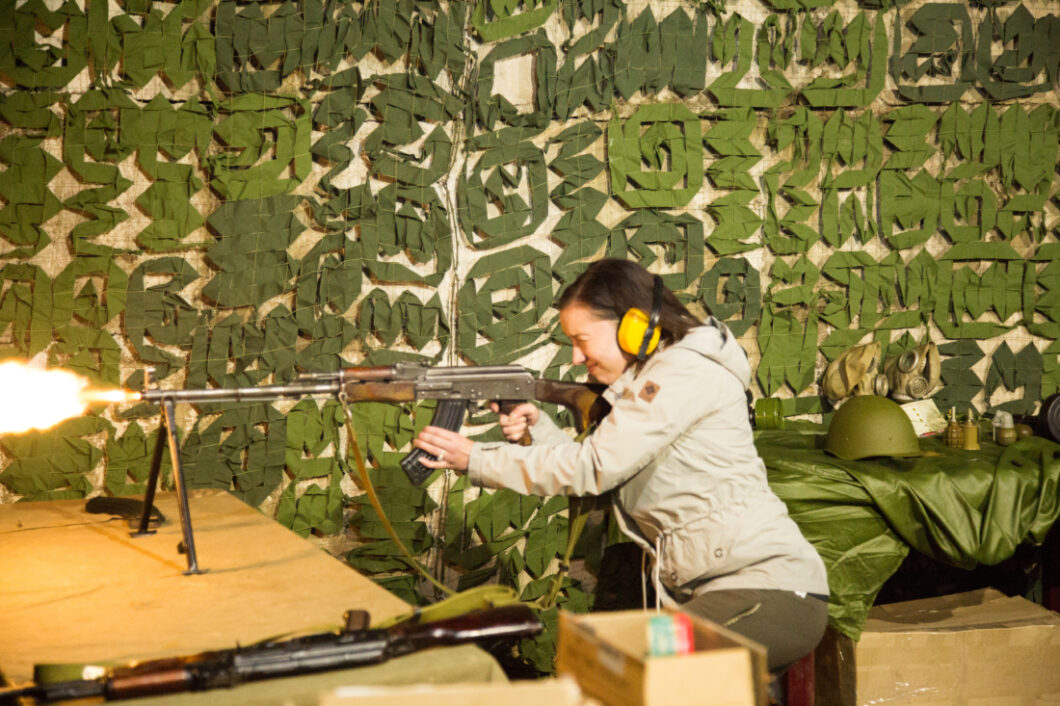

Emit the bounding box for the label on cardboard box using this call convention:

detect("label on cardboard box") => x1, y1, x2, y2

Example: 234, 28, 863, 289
646, 613, 694, 657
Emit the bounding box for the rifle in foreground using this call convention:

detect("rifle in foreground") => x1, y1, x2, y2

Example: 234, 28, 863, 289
0, 604, 542, 704
135, 363, 611, 485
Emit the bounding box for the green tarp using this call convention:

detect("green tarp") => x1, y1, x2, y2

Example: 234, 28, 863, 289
759, 428, 1060, 640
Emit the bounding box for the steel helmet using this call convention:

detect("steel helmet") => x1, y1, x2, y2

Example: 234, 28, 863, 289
825, 395, 921, 460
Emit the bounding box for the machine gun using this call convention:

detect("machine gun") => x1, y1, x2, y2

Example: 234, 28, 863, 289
130, 364, 610, 573
0, 604, 542, 704
136, 363, 610, 485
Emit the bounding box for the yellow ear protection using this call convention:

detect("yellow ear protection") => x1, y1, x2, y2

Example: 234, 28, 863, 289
617, 275, 663, 361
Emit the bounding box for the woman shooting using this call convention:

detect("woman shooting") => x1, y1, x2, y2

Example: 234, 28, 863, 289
414, 258, 828, 674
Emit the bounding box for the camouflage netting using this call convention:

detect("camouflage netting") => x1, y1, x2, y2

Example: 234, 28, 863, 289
1, 0, 1059, 656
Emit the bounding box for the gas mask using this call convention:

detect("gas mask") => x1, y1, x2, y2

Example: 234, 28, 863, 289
875, 342, 941, 402
822, 342, 881, 402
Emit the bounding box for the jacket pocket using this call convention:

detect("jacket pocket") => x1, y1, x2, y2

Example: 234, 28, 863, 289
658, 513, 737, 588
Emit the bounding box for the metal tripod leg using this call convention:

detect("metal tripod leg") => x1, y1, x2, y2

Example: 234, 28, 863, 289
132, 410, 165, 538
131, 398, 204, 575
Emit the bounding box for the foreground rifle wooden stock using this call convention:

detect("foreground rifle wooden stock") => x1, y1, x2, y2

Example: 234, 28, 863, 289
138, 363, 610, 485
0, 605, 542, 704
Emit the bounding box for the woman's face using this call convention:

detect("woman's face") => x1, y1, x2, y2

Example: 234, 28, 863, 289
559, 303, 631, 385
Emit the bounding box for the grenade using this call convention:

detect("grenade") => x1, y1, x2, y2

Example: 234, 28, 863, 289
944, 407, 964, 448
961, 410, 980, 450
994, 411, 1017, 447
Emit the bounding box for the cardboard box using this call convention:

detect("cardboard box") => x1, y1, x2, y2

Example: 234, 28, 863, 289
319, 676, 590, 706
555, 609, 768, 706
817, 588, 1060, 705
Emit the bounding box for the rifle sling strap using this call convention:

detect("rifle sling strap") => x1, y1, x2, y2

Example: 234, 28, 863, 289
336, 396, 454, 598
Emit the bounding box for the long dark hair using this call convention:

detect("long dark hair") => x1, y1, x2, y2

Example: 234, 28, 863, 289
557, 259, 705, 347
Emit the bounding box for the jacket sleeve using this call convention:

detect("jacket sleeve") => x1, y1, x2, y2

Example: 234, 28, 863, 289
529, 409, 575, 446
468, 348, 723, 496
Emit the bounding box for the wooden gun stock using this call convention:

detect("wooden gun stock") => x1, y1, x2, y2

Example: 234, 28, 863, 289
531, 379, 611, 435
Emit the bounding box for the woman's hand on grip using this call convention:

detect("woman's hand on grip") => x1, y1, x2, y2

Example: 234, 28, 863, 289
490, 402, 539, 443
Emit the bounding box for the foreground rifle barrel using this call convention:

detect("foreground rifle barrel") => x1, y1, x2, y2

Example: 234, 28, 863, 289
0, 605, 542, 704
138, 363, 610, 485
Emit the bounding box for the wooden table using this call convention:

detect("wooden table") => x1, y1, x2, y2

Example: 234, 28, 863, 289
0, 489, 505, 703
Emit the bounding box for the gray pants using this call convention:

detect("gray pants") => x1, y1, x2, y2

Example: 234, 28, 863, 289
678, 588, 829, 674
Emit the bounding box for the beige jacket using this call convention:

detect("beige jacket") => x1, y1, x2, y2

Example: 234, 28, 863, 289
468, 318, 828, 599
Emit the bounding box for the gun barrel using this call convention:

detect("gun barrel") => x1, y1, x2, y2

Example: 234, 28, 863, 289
301, 366, 398, 382
0, 676, 106, 704
138, 381, 340, 404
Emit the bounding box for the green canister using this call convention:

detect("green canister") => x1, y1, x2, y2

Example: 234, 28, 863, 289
754, 398, 785, 430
